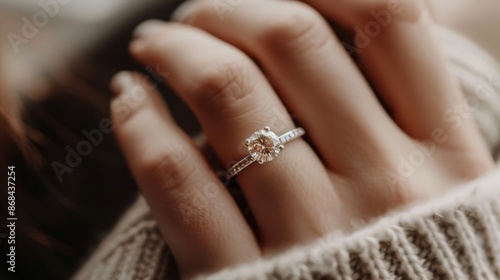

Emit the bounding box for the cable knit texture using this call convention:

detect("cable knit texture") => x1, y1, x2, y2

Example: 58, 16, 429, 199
73, 26, 500, 280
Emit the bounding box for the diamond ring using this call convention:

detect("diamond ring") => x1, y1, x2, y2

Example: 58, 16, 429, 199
227, 126, 305, 178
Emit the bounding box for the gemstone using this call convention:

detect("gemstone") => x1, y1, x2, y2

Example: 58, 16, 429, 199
247, 129, 281, 164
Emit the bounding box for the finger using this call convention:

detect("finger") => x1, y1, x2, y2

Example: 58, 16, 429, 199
130, 23, 338, 250
303, 0, 490, 156
300, 0, 422, 27
174, 0, 408, 176
110, 71, 259, 276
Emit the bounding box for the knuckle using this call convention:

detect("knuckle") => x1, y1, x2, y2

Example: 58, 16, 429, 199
138, 146, 195, 191
189, 60, 258, 111
259, 4, 331, 54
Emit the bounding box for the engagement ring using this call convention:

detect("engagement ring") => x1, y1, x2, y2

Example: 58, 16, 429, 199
227, 126, 305, 178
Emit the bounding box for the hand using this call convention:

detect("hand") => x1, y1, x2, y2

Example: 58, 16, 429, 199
110, 0, 493, 277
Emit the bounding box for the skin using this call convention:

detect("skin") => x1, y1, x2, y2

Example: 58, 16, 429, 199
109, 0, 494, 277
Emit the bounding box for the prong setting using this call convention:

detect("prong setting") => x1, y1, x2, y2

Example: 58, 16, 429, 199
227, 127, 305, 178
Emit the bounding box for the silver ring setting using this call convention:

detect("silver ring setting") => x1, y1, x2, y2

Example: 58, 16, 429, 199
227, 126, 305, 178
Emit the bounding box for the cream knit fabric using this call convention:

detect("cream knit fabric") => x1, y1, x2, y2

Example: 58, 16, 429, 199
73, 27, 500, 280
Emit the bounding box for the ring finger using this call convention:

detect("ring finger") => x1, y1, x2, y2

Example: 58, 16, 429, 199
174, 0, 409, 178
130, 23, 338, 250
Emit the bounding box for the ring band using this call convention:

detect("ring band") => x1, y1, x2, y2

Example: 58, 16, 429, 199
227, 126, 305, 178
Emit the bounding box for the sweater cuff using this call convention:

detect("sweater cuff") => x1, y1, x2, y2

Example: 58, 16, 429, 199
198, 168, 500, 280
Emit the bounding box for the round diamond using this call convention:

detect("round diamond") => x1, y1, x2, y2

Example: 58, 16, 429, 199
247, 129, 281, 163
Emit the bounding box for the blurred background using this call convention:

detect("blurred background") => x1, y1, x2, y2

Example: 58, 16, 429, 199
0, 1, 201, 279
0, 0, 498, 279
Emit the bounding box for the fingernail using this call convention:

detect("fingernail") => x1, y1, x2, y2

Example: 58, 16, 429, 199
133, 19, 164, 38
110, 71, 134, 96
170, 0, 197, 22
129, 39, 148, 56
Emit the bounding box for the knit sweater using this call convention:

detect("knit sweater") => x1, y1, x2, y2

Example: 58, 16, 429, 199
73, 27, 500, 280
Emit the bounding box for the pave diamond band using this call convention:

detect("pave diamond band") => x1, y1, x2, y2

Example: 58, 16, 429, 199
227, 126, 305, 178
278, 127, 305, 145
